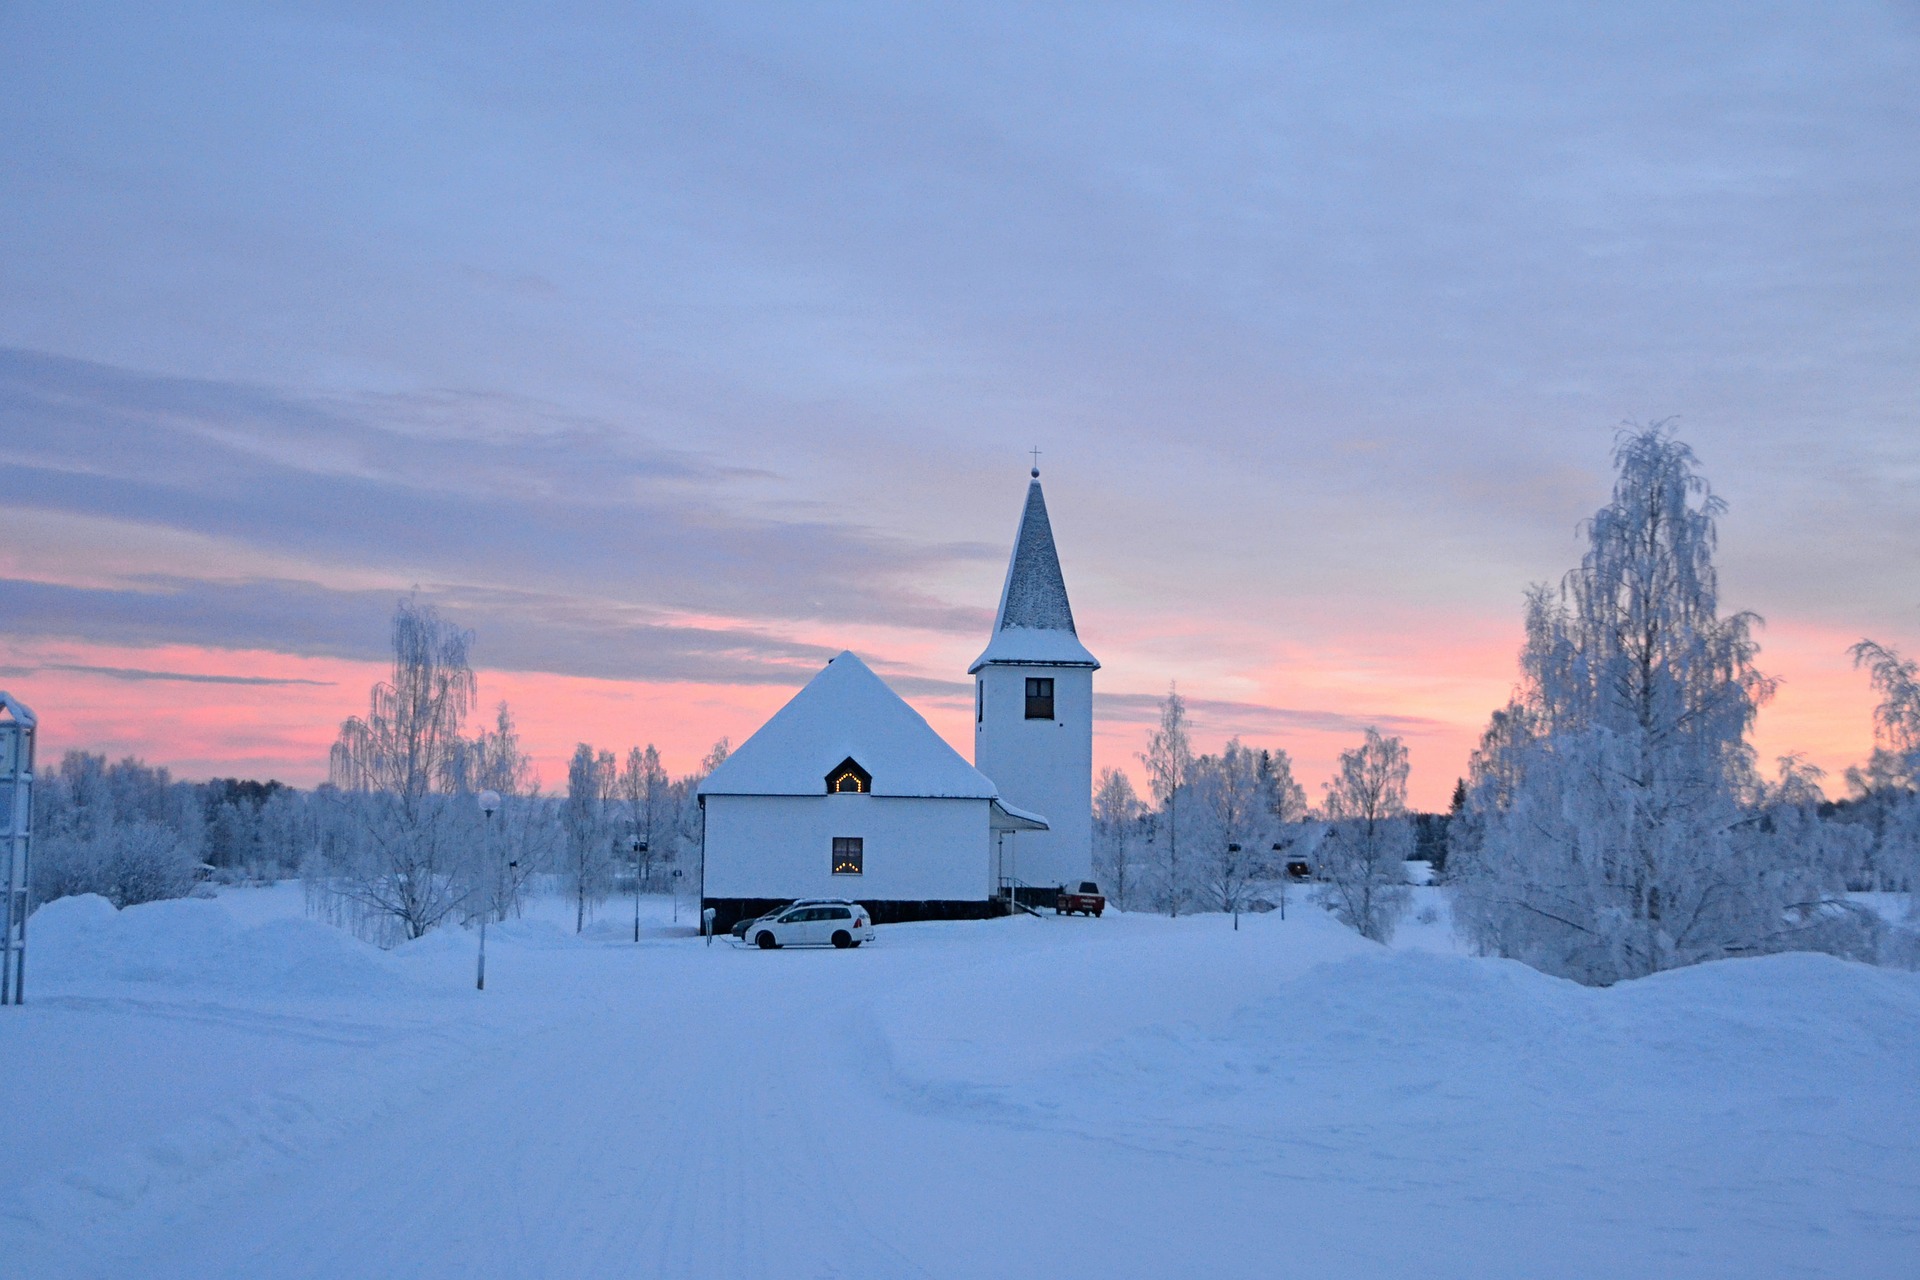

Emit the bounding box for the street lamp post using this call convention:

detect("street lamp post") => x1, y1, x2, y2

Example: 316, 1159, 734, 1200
630, 834, 648, 943
1227, 844, 1242, 931
476, 789, 500, 991
1272, 842, 1287, 920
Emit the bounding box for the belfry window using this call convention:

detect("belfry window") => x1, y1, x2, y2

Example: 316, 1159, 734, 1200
1025, 677, 1055, 720
825, 757, 871, 794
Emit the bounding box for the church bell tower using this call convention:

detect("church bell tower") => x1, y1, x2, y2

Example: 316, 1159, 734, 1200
971, 465, 1098, 892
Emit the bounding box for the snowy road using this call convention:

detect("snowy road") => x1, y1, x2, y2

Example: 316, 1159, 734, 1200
6, 893, 1919, 1279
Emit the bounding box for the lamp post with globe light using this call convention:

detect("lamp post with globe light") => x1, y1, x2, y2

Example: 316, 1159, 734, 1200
476, 789, 500, 990
630, 833, 648, 942
1272, 843, 1287, 920
1227, 844, 1242, 930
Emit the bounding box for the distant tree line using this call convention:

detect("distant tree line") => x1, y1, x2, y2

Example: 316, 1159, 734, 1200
1093, 694, 1430, 943
34, 600, 726, 947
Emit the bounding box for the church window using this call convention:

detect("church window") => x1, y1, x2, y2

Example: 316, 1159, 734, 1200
976, 681, 983, 725
825, 757, 871, 794
1025, 677, 1054, 720
832, 837, 864, 875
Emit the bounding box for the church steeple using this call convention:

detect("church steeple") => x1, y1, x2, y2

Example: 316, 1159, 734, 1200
969, 473, 1098, 674
969, 467, 1098, 892
995, 477, 1077, 633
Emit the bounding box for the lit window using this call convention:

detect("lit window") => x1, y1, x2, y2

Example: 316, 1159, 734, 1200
825, 757, 871, 794
832, 837, 864, 875
1025, 677, 1054, 720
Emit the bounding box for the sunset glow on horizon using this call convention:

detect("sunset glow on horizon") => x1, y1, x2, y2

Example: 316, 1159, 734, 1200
0, 603, 1888, 814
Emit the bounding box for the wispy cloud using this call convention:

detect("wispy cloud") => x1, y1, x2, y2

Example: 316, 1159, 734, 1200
1095, 691, 1445, 740
0, 662, 335, 687
0, 348, 998, 645
0, 574, 877, 687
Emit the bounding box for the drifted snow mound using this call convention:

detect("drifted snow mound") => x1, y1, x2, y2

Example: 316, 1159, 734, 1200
28, 894, 404, 998
1036, 948, 1920, 1114
996, 945, 1920, 1221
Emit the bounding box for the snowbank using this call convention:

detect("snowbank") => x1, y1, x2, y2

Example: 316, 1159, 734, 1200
1023, 946, 1920, 1124
28, 894, 405, 998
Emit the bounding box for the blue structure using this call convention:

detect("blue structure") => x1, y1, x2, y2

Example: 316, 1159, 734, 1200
0, 693, 37, 1006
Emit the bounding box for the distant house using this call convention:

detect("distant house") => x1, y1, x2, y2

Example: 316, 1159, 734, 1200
697, 651, 1046, 933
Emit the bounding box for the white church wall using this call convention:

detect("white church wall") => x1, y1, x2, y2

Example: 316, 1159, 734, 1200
974, 663, 1093, 890
703, 793, 992, 904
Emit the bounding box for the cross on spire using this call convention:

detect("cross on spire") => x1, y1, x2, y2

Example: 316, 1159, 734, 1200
1029, 446, 1042, 478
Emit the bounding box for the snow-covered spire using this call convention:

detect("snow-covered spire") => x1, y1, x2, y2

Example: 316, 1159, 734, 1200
969, 475, 1100, 673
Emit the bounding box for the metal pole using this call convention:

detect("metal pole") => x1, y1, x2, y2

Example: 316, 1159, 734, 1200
477, 809, 494, 990
1229, 844, 1240, 931
1274, 843, 1287, 920
631, 836, 647, 943
1, 816, 13, 1006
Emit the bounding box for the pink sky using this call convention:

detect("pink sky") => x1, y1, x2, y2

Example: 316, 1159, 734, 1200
2, 618, 1885, 812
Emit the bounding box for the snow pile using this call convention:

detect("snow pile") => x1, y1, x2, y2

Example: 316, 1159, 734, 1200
28, 894, 404, 998
1027, 947, 1920, 1124
965, 946, 1920, 1263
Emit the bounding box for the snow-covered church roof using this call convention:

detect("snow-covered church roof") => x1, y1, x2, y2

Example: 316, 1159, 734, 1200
699, 651, 1002, 800
969, 475, 1100, 673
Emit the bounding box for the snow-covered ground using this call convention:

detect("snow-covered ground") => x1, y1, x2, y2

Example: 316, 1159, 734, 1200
4, 885, 1917, 1279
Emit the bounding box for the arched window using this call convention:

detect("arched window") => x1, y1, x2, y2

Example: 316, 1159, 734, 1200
825, 757, 871, 794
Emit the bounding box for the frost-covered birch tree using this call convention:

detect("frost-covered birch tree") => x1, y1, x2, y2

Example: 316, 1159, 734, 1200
1189, 740, 1280, 920
1453, 426, 1865, 982
1317, 728, 1413, 942
620, 744, 671, 892
1852, 640, 1920, 911
1093, 767, 1144, 909
1140, 684, 1192, 917
563, 744, 618, 932
320, 600, 482, 944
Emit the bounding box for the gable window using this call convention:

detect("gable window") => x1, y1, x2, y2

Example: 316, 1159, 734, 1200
1025, 677, 1055, 720
825, 757, 871, 794
832, 837, 864, 875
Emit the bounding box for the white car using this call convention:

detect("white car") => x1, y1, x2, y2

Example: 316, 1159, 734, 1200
743, 901, 873, 950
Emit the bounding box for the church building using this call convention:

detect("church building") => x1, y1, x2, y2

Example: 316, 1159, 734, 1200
698, 468, 1098, 932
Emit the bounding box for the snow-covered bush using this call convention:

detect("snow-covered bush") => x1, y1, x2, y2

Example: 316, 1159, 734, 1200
34, 821, 202, 908
30, 751, 208, 907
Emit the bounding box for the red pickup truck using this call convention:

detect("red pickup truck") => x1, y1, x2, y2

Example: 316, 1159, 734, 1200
1055, 881, 1106, 917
